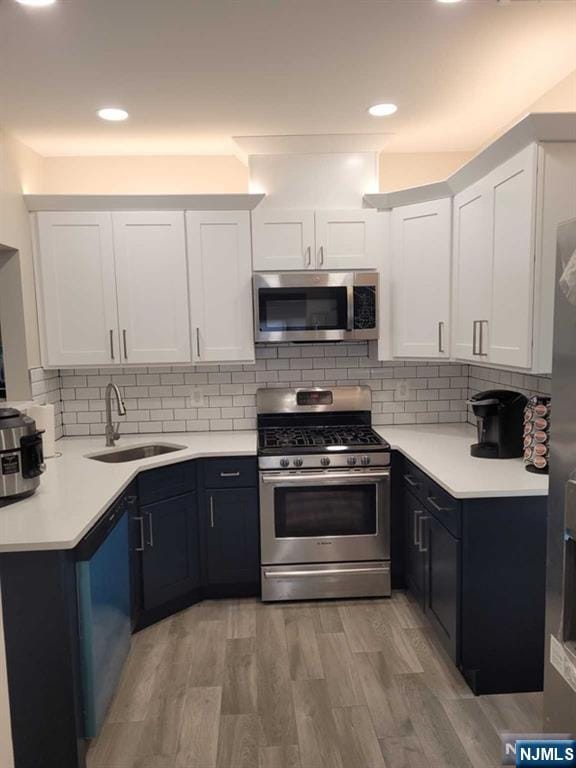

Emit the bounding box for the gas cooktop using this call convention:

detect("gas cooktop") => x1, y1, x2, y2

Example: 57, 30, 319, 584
258, 425, 388, 455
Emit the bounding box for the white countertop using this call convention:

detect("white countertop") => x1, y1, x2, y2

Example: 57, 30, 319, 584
377, 423, 549, 500
0, 432, 257, 553
0, 424, 548, 553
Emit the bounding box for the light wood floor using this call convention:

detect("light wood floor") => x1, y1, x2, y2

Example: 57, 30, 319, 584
87, 593, 543, 768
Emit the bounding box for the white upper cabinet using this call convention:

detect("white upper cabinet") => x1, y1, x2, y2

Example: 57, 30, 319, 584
112, 211, 191, 364
453, 144, 539, 370
252, 208, 383, 271
488, 145, 537, 369
34, 212, 120, 367
186, 211, 254, 363
391, 198, 451, 358
314, 210, 382, 270
452, 179, 492, 362
252, 209, 314, 270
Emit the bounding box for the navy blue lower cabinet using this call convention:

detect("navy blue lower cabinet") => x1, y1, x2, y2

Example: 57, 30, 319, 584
424, 513, 460, 662
201, 487, 260, 597
404, 489, 426, 608
140, 491, 201, 611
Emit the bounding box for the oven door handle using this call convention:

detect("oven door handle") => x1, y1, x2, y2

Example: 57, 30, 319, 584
263, 566, 390, 579
260, 470, 390, 485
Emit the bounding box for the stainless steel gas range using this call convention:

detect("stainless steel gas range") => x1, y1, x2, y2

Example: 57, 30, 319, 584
257, 386, 391, 602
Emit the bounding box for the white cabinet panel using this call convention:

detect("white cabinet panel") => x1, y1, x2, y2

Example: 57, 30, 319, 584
452, 181, 492, 362
113, 212, 190, 364
314, 209, 382, 269
186, 211, 254, 363
488, 144, 537, 369
34, 212, 119, 367
391, 199, 451, 358
252, 209, 314, 271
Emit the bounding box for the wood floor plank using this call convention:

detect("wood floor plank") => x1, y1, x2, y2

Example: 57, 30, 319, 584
284, 609, 325, 681
404, 626, 473, 700
479, 692, 544, 735
442, 698, 503, 768
258, 745, 302, 768
187, 620, 227, 687
256, 606, 298, 747
291, 679, 345, 768
377, 735, 429, 768
175, 686, 222, 768
317, 632, 366, 707
221, 638, 258, 715
87, 722, 146, 768
215, 714, 259, 768
400, 674, 475, 768
138, 663, 189, 758
107, 639, 169, 723
226, 599, 257, 639
332, 705, 386, 768
389, 593, 427, 630
354, 651, 414, 739
339, 603, 387, 652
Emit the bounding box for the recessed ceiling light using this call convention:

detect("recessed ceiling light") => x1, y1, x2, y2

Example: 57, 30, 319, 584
368, 103, 398, 117
97, 108, 129, 122
15, 0, 56, 6
437, 0, 464, 4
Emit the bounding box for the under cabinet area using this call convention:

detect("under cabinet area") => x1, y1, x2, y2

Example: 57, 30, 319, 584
397, 454, 546, 695
251, 208, 384, 271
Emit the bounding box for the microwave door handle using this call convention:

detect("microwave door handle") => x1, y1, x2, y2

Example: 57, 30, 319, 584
347, 285, 354, 331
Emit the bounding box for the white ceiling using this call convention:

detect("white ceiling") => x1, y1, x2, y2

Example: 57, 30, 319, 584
0, 0, 575, 157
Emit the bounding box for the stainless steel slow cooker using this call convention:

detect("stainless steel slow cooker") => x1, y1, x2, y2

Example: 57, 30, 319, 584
0, 408, 45, 500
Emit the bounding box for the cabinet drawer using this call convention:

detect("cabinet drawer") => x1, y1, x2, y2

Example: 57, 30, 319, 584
138, 460, 197, 505
425, 480, 461, 539
203, 457, 258, 488
401, 461, 430, 505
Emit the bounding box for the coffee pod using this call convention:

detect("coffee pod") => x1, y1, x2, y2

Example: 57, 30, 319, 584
524, 408, 533, 421
533, 455, 548, 470
534, 443, 548, 457
534, 418, 549, 431
533, 431, 547, 443
534, 404, 550, 417
524, 423, 533, 436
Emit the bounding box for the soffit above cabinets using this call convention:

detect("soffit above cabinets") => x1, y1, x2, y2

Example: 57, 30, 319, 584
367, 112, 576, 210
24, 193, 265, 213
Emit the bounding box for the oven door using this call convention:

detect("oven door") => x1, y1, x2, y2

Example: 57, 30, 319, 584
253, 272, 353, 343
259, 468, 390, 565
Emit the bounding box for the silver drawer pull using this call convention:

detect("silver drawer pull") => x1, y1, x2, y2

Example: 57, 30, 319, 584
403, 473, 420, 488
147, 512, 154, 547
134, 516, 145, 552
209, 496, 215, 528
220, 471, 240, 478
418, 515, 430, 553
414, 510, 423, 547
263, 566, 389, 579
427, 496, 452, 514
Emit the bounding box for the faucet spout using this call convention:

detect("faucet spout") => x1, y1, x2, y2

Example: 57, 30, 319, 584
105, 382, 127, 447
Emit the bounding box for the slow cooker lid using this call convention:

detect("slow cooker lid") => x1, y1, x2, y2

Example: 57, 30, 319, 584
0, 408, 31, 430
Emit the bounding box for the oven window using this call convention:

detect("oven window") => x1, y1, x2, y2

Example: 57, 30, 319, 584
258, 286, 348, 332
274, 484, 377, 538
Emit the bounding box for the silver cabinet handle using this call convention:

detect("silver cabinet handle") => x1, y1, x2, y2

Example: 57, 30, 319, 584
147, 512, 154, 547
134, 516, 145, 552
479, 320, 488, 357
414, 509, 423, 547
438, 321, 445, 354
209, 496, 215, 528
122, 329, 128, 360
403, 473, 420, 488
418, 515, 430, 553
427, 495, 452, 514
196, 327, 201, 359
472, 320, 479, 356
220, 471, 240, 478
305, 245, 311, 267
319, 245, 325, 266
109, 330, 115, 360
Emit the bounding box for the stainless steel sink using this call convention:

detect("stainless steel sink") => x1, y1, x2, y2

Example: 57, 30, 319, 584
86, 443, 186, 463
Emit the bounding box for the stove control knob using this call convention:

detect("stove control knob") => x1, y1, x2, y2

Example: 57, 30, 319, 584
279, 458, 290, 468
360, 455, 371, 466
320, 456, 331, 467
347, 456, 357, 466
293, 457, 304, 468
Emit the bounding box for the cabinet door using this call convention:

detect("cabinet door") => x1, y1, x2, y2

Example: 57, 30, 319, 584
487, 144, 537, 368
186, 211, 254, 363
391, 198, 451, 358
34, 212, 120, 367
452, 180, 492, 362
203, 488, 259, 587
113, 211, 191, 364
141, 492, 200, 611
425, 515, 460, 661
252, 209, 315, 270
314, 209, 383, 270
404, 489, 426, 607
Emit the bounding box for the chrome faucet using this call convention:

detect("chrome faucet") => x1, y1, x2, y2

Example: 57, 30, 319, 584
104, 383, 127, 447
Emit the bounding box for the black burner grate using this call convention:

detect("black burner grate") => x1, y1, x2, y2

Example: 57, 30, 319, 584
259, 425, 385, 451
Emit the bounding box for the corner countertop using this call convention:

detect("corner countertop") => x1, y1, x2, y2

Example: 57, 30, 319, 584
0, 424, 548, 554
376, 423, 549, 500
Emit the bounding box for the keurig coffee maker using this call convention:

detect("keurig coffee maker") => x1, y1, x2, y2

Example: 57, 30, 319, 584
468, 390, 527, 459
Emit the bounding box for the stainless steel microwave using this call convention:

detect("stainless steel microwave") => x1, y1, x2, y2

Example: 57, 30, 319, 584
253, 271, 379, 343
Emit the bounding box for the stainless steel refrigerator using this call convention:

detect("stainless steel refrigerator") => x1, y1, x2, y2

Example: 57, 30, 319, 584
544, 217, 576, 733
